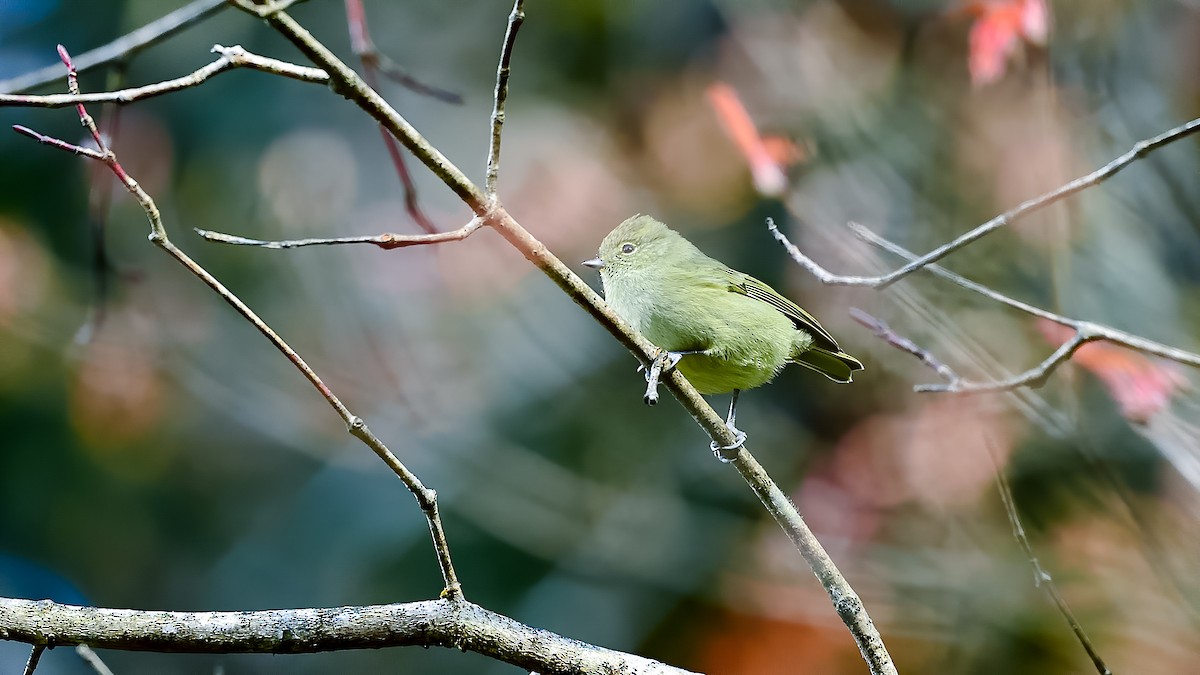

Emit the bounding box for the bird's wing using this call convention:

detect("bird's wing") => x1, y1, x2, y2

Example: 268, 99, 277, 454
724, 269, 841, 352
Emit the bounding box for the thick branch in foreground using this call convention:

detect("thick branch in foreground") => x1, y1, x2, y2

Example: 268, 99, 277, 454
0, 597, 696, 675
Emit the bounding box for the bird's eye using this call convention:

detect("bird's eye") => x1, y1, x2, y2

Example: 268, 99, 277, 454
621, 243, 636, 254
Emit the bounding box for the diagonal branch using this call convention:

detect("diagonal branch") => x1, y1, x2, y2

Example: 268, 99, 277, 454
771, 117, 1200, 289
0, 597, 696, 675
344, 0, 443, 235
0, 0, 228, 95
981, 436, 1113, 675
343, 0, 463, 105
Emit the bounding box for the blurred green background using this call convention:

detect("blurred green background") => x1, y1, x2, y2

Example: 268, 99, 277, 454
2, 0, 1200, 673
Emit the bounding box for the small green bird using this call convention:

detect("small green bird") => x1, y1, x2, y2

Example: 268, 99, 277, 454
583, 215, 862, 455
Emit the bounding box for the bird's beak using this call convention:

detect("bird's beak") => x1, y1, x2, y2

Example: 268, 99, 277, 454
582, 257, 605, 270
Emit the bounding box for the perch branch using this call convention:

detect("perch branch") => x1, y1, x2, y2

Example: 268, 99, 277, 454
0, 597, 696, 675
237, 6, 896, 673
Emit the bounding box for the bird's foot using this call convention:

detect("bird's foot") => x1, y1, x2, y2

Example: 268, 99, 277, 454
642, 350, 687, 406
709, 423, 747, 463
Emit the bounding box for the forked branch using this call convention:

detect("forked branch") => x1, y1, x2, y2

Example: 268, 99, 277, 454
772, 117, 1200, 289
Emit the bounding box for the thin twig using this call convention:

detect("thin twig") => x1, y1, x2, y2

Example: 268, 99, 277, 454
22, 644, 45, 675
982, 436, 1113, 675
0, 45, 328, 108
913, 333, 1094, 393
844, 222, 1200, 391
850, 307, 959, 381
344, 0, 463, 104
486, 0, 525, 197
366, 52, 464, 104
769, 117, 1200, 288
14, 45, 462, 601
0, 0, 227, 94
76, 645, 117, 675
344, 0, 439, 234
196, 218, 481, 249
75, 63, 130, 346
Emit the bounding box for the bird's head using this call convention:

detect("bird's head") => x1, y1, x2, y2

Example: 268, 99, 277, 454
583, 214, 691, 280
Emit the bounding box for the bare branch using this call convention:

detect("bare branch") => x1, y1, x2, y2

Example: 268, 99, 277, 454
366, 52, 464, 104
771, 117, 1200, 288
844, 222, 1200, 392
196, 218, 482, 250
0, 45, 328, 108
344, 0, 441, 234
14, 45, 462, 601
850, 308, 960, 381
486, 0, 526, 196
0, 597, 697, 675
344, 0, 463, 105
915, 333, 1095, 394
0, 0, 227, 95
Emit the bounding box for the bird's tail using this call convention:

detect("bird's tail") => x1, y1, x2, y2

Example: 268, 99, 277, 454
792, 347, 864, 384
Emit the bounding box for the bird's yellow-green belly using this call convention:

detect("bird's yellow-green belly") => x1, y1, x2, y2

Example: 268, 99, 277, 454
676, 352, 784, 394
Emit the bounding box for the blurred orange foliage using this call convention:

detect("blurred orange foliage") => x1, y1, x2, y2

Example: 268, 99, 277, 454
960, 0, 1050, 86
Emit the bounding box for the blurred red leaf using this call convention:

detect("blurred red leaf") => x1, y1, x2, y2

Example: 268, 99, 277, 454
1038, 319, 1187, 423
961, 0, 1050, 86
706, 82, 790, 196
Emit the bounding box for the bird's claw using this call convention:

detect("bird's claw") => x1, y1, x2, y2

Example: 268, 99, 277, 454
710, 425, 746, 463
639, 350, 684, 382
643, 350, 686, 406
